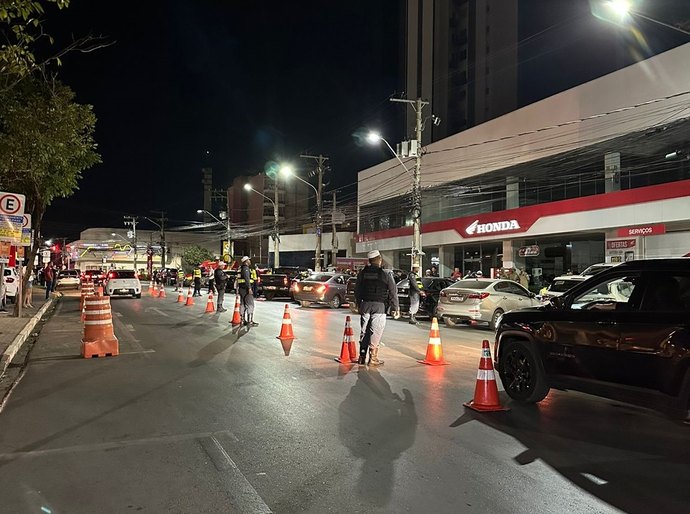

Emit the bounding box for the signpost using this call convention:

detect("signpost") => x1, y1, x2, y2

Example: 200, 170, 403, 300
0, 191, 26, 317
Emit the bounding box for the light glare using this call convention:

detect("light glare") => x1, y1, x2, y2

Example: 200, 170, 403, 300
366, 132, 382, 144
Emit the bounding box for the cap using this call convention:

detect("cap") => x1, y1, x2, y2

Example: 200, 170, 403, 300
241, 256, 250, 263
367, 250, 381, 259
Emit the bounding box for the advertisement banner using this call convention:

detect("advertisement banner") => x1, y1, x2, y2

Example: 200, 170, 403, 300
606, 239, 636, 250
0, 214, 23, 243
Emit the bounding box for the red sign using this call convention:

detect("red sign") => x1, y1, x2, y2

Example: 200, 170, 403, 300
607, 239, 636, 250
616, 224, 666, 237
518, 245, 540, 257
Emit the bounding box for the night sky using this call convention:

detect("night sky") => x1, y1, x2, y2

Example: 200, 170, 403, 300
40, 0, 689, 239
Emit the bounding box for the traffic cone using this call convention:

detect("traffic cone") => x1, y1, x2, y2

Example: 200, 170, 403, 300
335, 316, 358, 363
418, 317, 449, 366
276, 304, 296, 355
464, 340, 508, 412
176, 287, 185, 303
81, 296, 119, 358
148, 281, 154, 295
158, 285, 166, 299
152, 283, 159, 297
205, 291, 215, 313
185, 287, 194, 306
230, 295, 242, 326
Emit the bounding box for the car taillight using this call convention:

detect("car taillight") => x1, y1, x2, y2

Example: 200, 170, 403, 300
257, 276, 261, 283
468, 292, 490, 300
108, 272, 116, 279
6, 277, 14, 283
439, 291, 447, 297
293, 283, 300, 292
316, 284, 327, 294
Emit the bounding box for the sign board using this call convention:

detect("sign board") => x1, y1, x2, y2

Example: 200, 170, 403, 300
222, 240, 230, 258
0, 241, 11, 258
617, 224, 666, 237
21, 214, 31, 246
42, 250, 51, 261
518, 245, 540, 257
0, 192, 25, 216
607, 239, 636, 250
0, 214, 23, 242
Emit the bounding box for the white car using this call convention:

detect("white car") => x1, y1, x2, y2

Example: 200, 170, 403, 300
56, 269, 80, 290
3, 268, 19, 302
581, 262, 620, 277
104, 270, 141, 298
540, 274, 587, 302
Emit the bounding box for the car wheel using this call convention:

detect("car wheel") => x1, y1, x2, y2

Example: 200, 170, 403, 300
489, 309, 504, 331
135, 293, 141, 299
265, 292, 275, 301
443, 316, 456, 327
330, 295, 342, 309
300, 300, 311, 308
499, 339, 550, 403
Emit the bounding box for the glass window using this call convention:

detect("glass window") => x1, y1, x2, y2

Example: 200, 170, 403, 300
452, 280, 490, 290
502, 282, 529, 296
640, 274, 690, 312
548, 278, 584, 293
308, 274, 332, 282
571, 274, 638, 310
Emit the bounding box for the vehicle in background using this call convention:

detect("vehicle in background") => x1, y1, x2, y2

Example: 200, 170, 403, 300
162, 267, 179, 286
581, 262, 620, 277
293, 273, 349, 308
104, 270, 141, 298
346, 277, 358, 313
397, 277, 454, 319
437, 278, 541, 330
539, 274, 587, 303
3, 268, 19, 302
223, 269, 239, 293
494, 258, 690, 419
262, 266, 309, 300
81, 269, 106, 285
56, 269, 80, 290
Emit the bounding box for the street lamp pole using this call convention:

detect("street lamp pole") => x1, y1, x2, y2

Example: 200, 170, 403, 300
244, 184, 280, 268
197, 209, 231, 261
123, 216, 138, 271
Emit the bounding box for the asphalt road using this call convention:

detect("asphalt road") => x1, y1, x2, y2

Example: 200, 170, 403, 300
0, 288, 688, 513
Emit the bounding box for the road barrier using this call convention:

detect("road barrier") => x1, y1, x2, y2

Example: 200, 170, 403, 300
276, 304, 296, 355
464, 340, 508, 412
205, 291, 215, 313
418, 317, 449, 366
81, 295, 119, 358
335, 315, 358, 364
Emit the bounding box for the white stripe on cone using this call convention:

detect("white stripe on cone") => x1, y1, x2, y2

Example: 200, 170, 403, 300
476, 369, 496, 381
84, 319, 114, 325
428, 337, 441, 345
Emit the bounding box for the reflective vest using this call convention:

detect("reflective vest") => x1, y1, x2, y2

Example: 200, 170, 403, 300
177, 270, 184, 279
250, 269, 257, 284
193, 268, 201, 279
358, 265, 388, 303
237, 265, 251, 286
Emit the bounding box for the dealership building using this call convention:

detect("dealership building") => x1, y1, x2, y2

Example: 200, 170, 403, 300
356, 43, 690, 288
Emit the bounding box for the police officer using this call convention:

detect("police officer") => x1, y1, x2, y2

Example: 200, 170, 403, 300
175, 269, 184, 291
193, 264, 202, 296
237, 256, 258, 326
355, 250, 400, 366
250, 265, 258, 296
408, 264, 421, 325
214, 260, 228, 312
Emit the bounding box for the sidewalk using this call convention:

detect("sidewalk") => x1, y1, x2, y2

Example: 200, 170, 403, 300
0, 289, 58, 377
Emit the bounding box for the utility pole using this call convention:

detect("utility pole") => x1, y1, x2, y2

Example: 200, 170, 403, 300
331, 191, 338, 268
154, 211, 167, 267
123, 216, 138, 271
390, 97, 429, 269
300, 154, 328, 272
273, 179, 280, 268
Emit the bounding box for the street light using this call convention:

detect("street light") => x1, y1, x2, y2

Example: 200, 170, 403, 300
599, 0, 690, 36
244, 183, 280, 268
198, 209, 232, 261
280, 165, 325, 271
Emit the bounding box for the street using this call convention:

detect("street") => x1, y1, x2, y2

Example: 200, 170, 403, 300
0, 289, 688, 514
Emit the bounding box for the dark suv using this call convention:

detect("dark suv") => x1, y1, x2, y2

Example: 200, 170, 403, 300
494, 259, 690, 419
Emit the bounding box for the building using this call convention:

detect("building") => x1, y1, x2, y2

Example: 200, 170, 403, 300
357, 43, 690, 287
404, 0, 518, 142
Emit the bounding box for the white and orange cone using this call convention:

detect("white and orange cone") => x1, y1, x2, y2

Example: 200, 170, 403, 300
418, 317, 449, 366
464, 340, 508, 412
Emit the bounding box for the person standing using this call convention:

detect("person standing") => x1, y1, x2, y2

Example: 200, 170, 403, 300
23, 266, 34, 308
250, 265, 258, 296
519, 268, 530, 290
214, 260, 228, 312
175, 269, 184, 291
355, 250, 400, 367
407, 264, 421, 325
237, 256, 258, 326
44, 263, 55, 300
451, 267, 462, 281
192, 264, 202, 296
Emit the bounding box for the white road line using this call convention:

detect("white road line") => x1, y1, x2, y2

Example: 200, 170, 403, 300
199, 436, 272, 514
125, 324, 135, 331
118, 349, 156, 356
114, 311, 123, 317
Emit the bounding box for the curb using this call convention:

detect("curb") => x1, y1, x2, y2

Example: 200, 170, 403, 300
0, 295, 58, 377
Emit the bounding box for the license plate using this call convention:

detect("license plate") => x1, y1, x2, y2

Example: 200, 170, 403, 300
398, 293, 408, 298
120, 288, 129, 293
265, 286, 277, 290
303, 286, 312, 291
450, 295, 465, 302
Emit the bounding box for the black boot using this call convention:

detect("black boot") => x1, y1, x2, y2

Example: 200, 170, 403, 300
358, 346, 368, 365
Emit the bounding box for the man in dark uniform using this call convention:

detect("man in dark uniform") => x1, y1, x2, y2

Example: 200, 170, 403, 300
355, 250, 400, 366
237, 256, 258, 326
213, 260, 228, 312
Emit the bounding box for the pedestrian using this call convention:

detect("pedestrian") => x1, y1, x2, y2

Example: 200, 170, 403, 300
407, 264, 421, 325
451, 267, 462, 280
355, 250, 400, 367
519, 268, 530, 289
193, 264, 202, 296
431, 265, 439, 277
23, 266, 34, 308
208, 264, 215, 294
237, 256, 258, 326
424, 269, 432, 277
214, 260, 228, 312
175, 269, 184, 291
250, 265, 258, 296
44, 263, 55, 300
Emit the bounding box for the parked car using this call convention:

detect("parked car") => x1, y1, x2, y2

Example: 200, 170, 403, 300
223, 269, 239, 293
539, 274, 587, 302
437, 278, 541, 330
82, 269, 106, 285
56, 269, 80, 290
3, 267, 19, 303
581, 262, 620, 277
494, 258, 690, 419
293, 273, 349, 308
104, 270, 141, 298
262, 266, 309, 300
397, 277, 454, 319
345, 268, 407, 315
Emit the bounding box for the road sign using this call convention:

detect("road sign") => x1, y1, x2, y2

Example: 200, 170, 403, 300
21, 214, 31, 246
0, 191, 25, 216
42, 250, 50, 260
0, 214, 23, 243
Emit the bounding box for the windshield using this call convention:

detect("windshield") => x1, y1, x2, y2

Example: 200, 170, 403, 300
306, 274, 332, 282
274, 267, 299, 275
548, 279, 583, 293
450, 280, 491, 290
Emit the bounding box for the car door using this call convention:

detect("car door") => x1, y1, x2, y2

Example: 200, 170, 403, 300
492, 281, 521, 312
334, 274, 347, 296
501, 281, 536, 311
615, 271, 690, 390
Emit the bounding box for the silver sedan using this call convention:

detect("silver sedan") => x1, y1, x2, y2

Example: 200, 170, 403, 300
293, 273, 348, 308
436, 278, 541, 330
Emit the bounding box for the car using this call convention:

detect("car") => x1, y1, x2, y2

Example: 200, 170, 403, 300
82, 269, 106, 285
3, 267, 19, 302
223, 269, 239, 293
104, 270, 141, 298
56, 269, 80, 290
261, 266, 309, 300
539, 274, 587, 302
437, 278, 541, 330
494, 258, 690, 419
396, 277, 454, 319
581, 262, 620, 277
293, 272, 348, 308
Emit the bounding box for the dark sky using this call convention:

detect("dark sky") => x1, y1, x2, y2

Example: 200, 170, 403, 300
41, 0, 689, 239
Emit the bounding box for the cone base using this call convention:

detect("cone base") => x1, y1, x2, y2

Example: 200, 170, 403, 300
463, 400, 509, 412
335, 357, 358, 364
81, 338, 119, 358
279, 338, 294, 356
418, 359, 450, 366
230, 320, 242, 326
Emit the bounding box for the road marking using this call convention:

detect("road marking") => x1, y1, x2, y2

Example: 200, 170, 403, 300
199, 436, 272, 514
125, 323, 135, 331
111, 315, 148, 357
114, 312, 123, 317
145, 307, 169, 317
118, 349, 156, 356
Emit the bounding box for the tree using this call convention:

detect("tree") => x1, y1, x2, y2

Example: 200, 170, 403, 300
0, 75, 100, 311
181, 245, 216, 272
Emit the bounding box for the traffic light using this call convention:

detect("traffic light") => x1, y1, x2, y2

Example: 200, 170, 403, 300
51, 244, 60, 253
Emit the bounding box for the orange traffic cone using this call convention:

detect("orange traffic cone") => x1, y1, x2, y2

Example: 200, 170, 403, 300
158, 285, 166, 299
148, 281, 154, 296
185, 287, 194, 306
176, 287, 185, 303
152, 283, 159, 297
464, 340, 508, 412
230, 295, 242, 326
205, 291, 215, 313
418, 317, 449, 366
276, 304, 296, 355
335, 316, 358, 363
